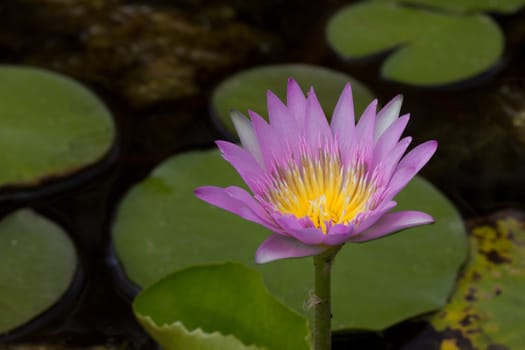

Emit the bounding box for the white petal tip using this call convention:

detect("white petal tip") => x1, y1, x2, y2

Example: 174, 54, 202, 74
230, 109, 246, 119
392, 94, 403, 104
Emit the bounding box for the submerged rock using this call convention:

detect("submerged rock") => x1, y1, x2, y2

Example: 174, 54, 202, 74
0, 0, 277, 106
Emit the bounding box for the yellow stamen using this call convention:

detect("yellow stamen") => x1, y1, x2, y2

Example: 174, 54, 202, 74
265, 151, 375, 234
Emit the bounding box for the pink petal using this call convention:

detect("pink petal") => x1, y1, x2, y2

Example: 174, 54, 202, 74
386, 140, 438, 198
330, 83, 355, 145
352, 200, 398, 234
355, 99, 377, 148
305, 87, 333, 151
224, 186, 278, 225
348, 211, 434, 242
286, 78, 307, 123
397, 140, 438, 173
194, 186, 280, 232
249, 110, 283, 170
216, 140, 264, 191
373, 114, 410, 167
383, 166, 418, 202
323, 224, 354, 245
231, 110, 263, 167
267, 90, 295, 130
344, 99, 377, 166
274, 215, 326, 245
374, 95, 403, 142
255, 234, 327, 264
373, 136, 412, 181
267, 90, 301, 157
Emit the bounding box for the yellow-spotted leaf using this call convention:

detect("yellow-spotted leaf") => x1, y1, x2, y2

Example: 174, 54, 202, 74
426, 214, 525, 349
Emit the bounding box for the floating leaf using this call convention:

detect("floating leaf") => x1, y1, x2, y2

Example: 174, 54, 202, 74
376, 0, 525, 14
0, 210, 77, 334
326, 3, 503, 85
133, 263, 312, 350
0, 66, 115, 188
211, 64, 374, 137
427, 213, 525, 349
113, 149, 467, 330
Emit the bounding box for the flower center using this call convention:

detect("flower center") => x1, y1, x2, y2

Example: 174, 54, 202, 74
264, 151, 374, 234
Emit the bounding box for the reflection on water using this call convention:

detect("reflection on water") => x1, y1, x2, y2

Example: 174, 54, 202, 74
0, 0, 524, 349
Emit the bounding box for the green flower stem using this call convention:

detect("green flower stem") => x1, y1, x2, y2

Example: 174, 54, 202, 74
313, 246, 342, 350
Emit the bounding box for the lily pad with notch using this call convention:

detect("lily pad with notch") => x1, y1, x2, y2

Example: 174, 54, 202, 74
113, 149, 468, 331
210, 64, 374, 139
326, 2, 504, 86
134, 262, 312, 350
0, 66, 117, 200
0, 209, 78, 339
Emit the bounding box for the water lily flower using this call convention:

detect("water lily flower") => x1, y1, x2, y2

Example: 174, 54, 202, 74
195, 79, 437, 264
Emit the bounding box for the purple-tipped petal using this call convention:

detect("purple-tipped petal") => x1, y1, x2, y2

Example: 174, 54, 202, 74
356, 99, 377, 124
267, 90, 301, 158
224, 186, 278, 226
397, 140, 438, 173
345, 99, 377, 166
323, 224, 353, 245
353, 200, 398, 234
194, 186, 281, 232
255, 234, 327, 264
385, 140, 438, 198
287, 78, 307, 123
373, 114, 410, 167
274, 215, 326, 245
216, 140, 263, 191
305, 87, 333, 151
374, 95, 403, 142
383, 166, 418, 203
330, 83, 355, 143
349, 211, 434, 242
373, 136, 412, 180
267, 90, 287, 121
231, 110, 263, 166
250, 110, 285, 170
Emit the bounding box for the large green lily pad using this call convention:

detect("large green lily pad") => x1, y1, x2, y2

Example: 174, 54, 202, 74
326, 3, 503, 85
427, 214, 525, 350
376, 0, 525, 13
0, 66, 115, 188
134, 263, 312, 350
210, 64, 374, 137
0, 209, 77, 334
113, 149, 467, 331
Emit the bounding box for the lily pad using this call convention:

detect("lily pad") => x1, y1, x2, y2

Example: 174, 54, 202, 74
134, 263, 312, 350
427, 213, 525, 349
376, 0, 525, 14
113, 149, 467, 331
210, 64, 374, 137
0, 66, 115, 189
0, 209, 77, 335
326, 2, 504, 85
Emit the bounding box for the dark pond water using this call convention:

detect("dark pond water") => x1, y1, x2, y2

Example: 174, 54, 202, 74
0, 0, 525, 349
